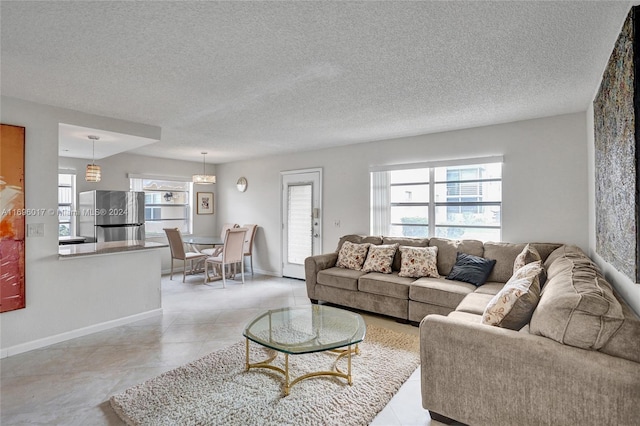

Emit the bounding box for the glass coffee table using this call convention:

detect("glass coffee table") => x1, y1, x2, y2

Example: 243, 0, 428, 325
243, 305, 366, 396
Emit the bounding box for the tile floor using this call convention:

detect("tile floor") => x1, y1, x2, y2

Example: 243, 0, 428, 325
1, 273, 444, 425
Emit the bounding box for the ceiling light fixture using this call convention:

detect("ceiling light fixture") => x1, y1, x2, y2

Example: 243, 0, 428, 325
192, 152, 216, 184
85, 135, 101, 182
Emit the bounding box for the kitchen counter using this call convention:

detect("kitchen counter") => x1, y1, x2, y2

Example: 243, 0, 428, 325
58, 240, 167, 258
58, 236, 87, 245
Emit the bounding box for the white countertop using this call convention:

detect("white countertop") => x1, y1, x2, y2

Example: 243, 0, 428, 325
58, 240, 167, 258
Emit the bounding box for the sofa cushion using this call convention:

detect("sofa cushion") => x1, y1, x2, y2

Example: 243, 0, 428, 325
482, 242, 527, 283
482, 260, 544, 330
456, 292, 496, 315
409, 277, 475, 309
528, 242, 563, 263
530, 248, 624, 350
447, 310, 483, 323
336, 241, 370, 270
599, 296, 640, 364
358, 272, 414, 299
543, 244, 584, 270
362, 243, 398, 274
382, 236, 429, 271
473, 282, 505, 296
336, 235, 382, 252
446, 252, 496, 286
398, 246, 440, 278
428, 238, 484, 276
317, 267, 366, 291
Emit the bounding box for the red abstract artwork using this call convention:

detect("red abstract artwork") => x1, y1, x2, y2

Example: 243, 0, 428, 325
0, 124, 26, 312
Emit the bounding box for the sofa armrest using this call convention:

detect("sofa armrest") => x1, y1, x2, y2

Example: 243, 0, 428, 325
304, 252, 338, 300
420, 315, 640, 426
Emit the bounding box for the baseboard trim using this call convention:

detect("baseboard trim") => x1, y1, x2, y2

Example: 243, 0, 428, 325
0, 308, 163, 359
252, 268, 281, 277
160, 268, 281, 278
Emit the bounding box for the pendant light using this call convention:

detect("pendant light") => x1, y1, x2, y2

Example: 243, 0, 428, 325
85, 135, 101, 182
192, 151, 216, 184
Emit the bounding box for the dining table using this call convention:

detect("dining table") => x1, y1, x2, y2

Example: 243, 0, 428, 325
184, 236, 224, 247
184, 236, 228, 281
184, 236, 224, 259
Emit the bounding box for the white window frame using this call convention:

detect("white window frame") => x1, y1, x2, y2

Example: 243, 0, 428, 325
370, 156, 503, 241
129, 174, 193, 237
58, 171, 76, 237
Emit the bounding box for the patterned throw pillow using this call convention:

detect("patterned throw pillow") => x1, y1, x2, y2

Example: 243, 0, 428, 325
482, 260, 544, 330
513, 244, 542, 272
398, 246, 440, 278
513, 244, 547, 287
336, 241, 371, 270
362, 244, 399, 274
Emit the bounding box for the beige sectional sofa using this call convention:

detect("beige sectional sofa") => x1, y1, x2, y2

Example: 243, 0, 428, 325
304, 234, 640, 425
304, 234, 561, 322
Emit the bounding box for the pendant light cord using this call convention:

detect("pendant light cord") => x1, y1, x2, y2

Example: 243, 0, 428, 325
88, 135, 99, 165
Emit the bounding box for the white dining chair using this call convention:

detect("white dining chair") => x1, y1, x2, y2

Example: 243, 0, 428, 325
164, 228, 207, 283
241, 224, 258, 275
204, 227, 247, 287
200, 223, 239, 257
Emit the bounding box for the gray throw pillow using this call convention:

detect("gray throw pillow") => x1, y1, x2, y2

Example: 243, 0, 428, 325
446, 252, 496, 286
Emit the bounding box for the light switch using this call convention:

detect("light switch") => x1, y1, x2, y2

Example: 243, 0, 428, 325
27, 223, 45, 237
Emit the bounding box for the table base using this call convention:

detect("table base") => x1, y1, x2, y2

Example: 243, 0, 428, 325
245, 338, 360, 396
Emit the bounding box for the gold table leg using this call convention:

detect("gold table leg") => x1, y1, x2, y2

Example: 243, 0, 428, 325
245, 339, 360, 396
347, 344, 352, 385
284, 353, 290, 396
245, 338, 250, 370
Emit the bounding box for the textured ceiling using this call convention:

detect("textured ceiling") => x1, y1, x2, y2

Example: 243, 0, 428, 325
58, 124, 158, 160
0, 1, 632, 164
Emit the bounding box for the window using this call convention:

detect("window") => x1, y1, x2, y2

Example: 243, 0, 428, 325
130, 177, 192, 236
58, 173, 76, 236
371, 158, 502, 241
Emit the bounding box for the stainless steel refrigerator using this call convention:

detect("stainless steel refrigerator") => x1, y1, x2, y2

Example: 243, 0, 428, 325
78, 190, 145, 242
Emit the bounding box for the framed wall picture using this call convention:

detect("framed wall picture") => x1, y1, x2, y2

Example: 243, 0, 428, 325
594, 6, 640, 283
0, 124, 26, 313
197, 192, 214, 215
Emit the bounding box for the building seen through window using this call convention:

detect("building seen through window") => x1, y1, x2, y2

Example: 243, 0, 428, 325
130, 178, 192, 236
371, 161, 502, 241
58, 173, 76, 237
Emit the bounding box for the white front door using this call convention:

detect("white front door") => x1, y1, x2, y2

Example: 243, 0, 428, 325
281, 169, 322, 279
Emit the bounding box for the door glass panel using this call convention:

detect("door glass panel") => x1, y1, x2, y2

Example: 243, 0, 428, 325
287, 184, 312, 265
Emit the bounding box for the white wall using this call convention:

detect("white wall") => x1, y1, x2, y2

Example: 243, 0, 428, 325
216, 113, 590, 277
6, 90, 627, 353
586, 103, 640, 314
0, 96, 203, 353
59, 153, 217, 272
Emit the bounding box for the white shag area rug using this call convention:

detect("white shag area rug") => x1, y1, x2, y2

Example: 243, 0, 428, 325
110, 324, 420, 426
